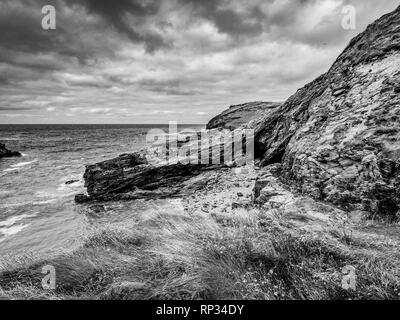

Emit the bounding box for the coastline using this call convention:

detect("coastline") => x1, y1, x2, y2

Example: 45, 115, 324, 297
1, 5, 400, 300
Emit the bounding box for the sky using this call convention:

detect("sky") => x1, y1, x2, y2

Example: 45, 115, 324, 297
0, 0, 399, 124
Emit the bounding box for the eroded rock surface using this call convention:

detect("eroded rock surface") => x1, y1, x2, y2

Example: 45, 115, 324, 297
0, 143, 21, 159
207, 101, 281, 130
75, 152, 227, 203
76, 126, 255, 203
255, 6, 400, 219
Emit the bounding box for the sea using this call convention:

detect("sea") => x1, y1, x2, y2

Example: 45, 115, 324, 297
0, 124, 204, 258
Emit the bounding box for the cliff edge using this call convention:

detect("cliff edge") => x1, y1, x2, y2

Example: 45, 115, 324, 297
255, 5, 400, 219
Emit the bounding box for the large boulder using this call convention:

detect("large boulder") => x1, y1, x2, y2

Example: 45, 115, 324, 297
207, 101, 280, 130
0, 143, 21, 159
255, 6, 400, 219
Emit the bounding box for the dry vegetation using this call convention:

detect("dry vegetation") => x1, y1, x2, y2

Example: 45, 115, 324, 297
1, 198, 399, 300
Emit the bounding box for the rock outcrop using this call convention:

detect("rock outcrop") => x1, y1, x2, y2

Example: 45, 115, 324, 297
0, 143, 21, 159
255, 5, 400, 219
76, 127, 254, 203
207, 101, 280, 130
76, 152, 227, 203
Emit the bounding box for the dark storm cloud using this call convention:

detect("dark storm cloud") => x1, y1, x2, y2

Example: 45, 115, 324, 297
138, 78, 202, 96
0, 0, 124, 87
181, 0, 267, 38
1, 0, 399, 124
66, 0, 169, 52
0, 0, 166, 73
0, 0, 113, 71
0, 75, 11, 86
0, 5, 52, 54
1, 1, 75, 57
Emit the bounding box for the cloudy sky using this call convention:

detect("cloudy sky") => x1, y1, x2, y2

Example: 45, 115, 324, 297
0, 0, 398, 124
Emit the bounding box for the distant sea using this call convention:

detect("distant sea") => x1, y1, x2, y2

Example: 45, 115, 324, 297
0, 124, 204, 257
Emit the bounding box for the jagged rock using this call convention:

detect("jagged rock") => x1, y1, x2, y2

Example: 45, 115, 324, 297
77, 152, 224, 202
65, 179, 79, 185
207, 101, 281, 130
254, 6, 400, 219
0, 143, 21, 159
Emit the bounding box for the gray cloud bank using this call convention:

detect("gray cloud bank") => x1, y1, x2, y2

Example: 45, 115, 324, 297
0, 0, 399, 124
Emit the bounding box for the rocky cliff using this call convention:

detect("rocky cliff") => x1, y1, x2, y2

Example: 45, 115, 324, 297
207, 101, 281, 130
0, 143, 21, 159
255, 5, 400, 219
77, 6, 400, 221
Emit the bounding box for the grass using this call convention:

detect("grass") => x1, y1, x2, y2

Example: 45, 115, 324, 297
1, 202, 400, 300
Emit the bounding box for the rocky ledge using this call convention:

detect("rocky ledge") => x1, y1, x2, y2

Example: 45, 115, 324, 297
0, 143, 21, 159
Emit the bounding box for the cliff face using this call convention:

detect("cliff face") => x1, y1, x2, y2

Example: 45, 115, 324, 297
255, 6, 400, 218
207, 101, 281, 130
0, 143, 21, 159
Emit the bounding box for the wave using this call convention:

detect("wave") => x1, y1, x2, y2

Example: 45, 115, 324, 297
3, 167, 20, 173
0, 199, 59, 208
0, 223, 30, 238
0, 137, 20, 141
32, 199, 58, 205
0, 214, 36, 241
0, 214, 37, 228
3, 159, 38, 172
11, 159, 37, 168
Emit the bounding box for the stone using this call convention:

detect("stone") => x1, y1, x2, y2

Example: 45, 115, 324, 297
65, 180, 79, 185
0, 143, 21, 159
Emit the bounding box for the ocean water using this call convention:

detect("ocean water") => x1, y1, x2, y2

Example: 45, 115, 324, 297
0, 124, 204, 257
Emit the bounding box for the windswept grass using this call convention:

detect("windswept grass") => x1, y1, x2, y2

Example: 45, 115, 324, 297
1, 204, 399, 300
